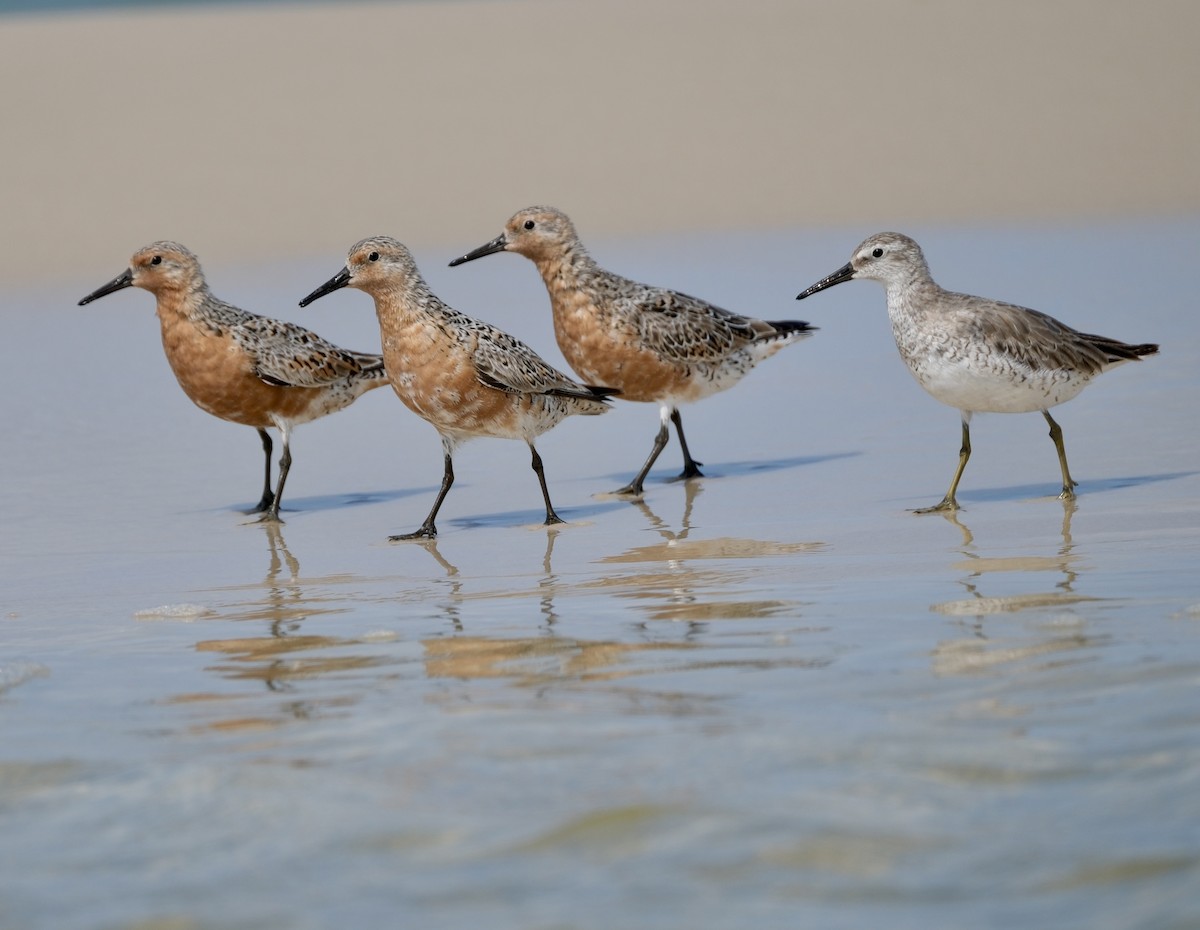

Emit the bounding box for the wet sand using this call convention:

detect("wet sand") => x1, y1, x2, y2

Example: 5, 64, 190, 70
2, 2, 1199, 928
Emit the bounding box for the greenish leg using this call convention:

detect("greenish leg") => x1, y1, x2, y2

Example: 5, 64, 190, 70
1043, 410, 1078, 500
914, 419, 970, 514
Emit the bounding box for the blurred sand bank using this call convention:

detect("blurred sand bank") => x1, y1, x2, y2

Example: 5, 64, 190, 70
1, 0, 1198, 282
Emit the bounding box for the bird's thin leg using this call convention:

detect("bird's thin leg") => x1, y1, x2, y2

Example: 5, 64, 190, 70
670, 408, 704, 480
614, 418, 671, 498
392, 442, 454, 540
530, 443, 565, 526
261, 425, 292, 523
915, 418, 971, 514
1043, 410, 1078, 500
253, 428, 275, 513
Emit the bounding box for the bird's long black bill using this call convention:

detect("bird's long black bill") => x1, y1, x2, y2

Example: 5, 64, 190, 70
448, 234, 508, 267
77, 269, 133, 306
298, 267, 351, 307
796, 262, 854, 300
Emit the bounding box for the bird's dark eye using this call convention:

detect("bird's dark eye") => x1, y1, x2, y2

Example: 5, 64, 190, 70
368, 251, 380, 262
523, 220, 535, 230
872, 248, 883, 258
150, 255, 162, 265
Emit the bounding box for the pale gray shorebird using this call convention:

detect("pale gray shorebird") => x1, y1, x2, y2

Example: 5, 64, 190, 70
299, 237, 617, 540
796, 232, 1159, 512
449, 207, 817, 497
78, 242, 387, 521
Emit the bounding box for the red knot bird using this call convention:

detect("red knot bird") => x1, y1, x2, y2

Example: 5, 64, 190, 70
78, 242, 387, 521
298, 237, 618, 540
796, 232, 1159, 512
449, 206, 816, 497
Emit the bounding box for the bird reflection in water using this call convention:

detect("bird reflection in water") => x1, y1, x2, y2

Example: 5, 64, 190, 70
929, 500, 1101, 676
191, 523, 394, 713
412, 504, 728, 699
418, 528, 700, 698
411, 536, 465, 632
409, 528, 564, 632
260, 521, 302, 635
594, 480, 823, 633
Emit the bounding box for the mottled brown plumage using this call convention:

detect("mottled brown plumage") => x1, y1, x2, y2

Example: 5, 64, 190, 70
300, 236, 615, 539
79, 242, 387, 519
451, 206, 816, 496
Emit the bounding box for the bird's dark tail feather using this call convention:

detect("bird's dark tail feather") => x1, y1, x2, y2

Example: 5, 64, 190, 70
768, 319, 818, 336
544, 383, 621, 402
1087, 335, 1159, 362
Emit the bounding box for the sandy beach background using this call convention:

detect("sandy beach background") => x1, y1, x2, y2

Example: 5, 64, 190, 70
3, 4, 1199, 929
1, 0, 1198, 282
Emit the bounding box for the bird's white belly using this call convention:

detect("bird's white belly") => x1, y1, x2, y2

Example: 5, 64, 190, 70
908, 351, 1090, 414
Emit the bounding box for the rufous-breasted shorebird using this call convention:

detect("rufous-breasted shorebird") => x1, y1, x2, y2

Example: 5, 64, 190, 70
450, 206, 816, 497
300, 236, 617, 539
79, 242, 387, 520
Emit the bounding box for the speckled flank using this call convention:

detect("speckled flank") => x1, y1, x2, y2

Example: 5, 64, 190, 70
797, 232, 1158, 511
300, 237, 615, 540
451, 206, 816, 496
78, 242, 387, 520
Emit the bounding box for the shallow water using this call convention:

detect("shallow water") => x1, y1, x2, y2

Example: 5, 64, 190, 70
2, 221, 1198, 929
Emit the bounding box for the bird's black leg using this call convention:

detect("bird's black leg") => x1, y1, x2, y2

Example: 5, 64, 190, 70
614, 419, 670, 497
253, 428, 275, 513
530, 443, 565, 525
392, 445, 454, 540
670, 408, 704, 480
